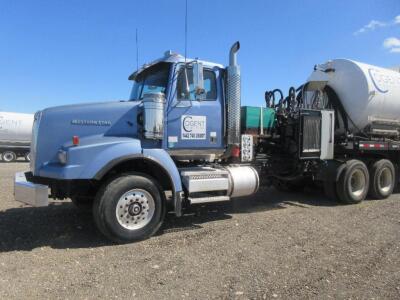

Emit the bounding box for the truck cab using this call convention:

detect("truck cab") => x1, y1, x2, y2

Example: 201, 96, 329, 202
15, 42, 260, 243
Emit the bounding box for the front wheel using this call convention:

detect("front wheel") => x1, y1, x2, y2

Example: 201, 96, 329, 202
93, 173, 165, 243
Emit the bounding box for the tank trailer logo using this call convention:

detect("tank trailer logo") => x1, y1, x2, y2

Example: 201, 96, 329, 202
181, 115, 206, 140
0, 116, 22, 131
367, 68, 398, 94
71, 119, 112, 126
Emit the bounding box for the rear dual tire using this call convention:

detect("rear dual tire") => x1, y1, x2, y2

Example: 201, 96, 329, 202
369, 159, 395, 199
336, 160, 369, 204
324, 159, 396, 203
93, 173, 165, 243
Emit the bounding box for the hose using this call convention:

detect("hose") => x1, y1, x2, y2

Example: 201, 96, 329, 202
265, 91, 273, 108
272, 89, 284, 111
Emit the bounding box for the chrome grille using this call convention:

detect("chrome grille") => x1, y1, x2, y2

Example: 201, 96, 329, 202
302, 116, 321, 153
299, 110, 322, 159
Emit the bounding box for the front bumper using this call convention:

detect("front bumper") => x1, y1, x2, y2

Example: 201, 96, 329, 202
14, 172, 49, 207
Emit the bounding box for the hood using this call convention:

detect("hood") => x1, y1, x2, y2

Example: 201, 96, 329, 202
32, 100, 141, 174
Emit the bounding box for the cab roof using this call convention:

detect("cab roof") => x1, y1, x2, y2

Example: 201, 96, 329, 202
128, 50, 224, 80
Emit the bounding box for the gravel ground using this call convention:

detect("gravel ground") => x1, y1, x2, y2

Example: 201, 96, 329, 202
1, 162, 400, 299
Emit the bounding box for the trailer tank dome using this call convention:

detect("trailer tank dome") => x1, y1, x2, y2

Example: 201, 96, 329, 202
307, 59, 400, 133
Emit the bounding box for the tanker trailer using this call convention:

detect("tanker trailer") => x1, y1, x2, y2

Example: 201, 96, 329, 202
304, 59, 400, 202
258, 58, 400, 205
0, 112, 34, 162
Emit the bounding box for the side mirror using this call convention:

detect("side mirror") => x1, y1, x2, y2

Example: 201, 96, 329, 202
193, 62, 205, 100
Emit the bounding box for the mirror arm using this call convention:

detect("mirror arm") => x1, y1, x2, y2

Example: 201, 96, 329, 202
183, 67, 190, 98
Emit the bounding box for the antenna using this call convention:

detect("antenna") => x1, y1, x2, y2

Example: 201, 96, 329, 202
136, 28, 139, 70
182, 0, 190, 96
184, 0, 188, 63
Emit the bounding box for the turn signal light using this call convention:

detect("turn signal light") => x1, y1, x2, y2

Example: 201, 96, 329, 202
72, 136, 80, 146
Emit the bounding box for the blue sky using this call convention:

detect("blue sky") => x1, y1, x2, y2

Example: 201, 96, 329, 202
0, 0, 399, 113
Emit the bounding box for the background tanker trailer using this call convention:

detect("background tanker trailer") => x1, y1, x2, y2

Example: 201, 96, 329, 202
0, 112, 33, 162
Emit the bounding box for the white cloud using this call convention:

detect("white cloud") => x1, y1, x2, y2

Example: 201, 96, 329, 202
383, 37, 400, 48
383, 37, 400, 54
354, 20, 387, 35
354, 15, 400, 35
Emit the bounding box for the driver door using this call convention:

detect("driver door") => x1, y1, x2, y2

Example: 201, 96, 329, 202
165, 64, 224, 154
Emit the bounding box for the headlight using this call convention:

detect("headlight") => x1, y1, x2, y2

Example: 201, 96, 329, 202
57, 150, 68, 165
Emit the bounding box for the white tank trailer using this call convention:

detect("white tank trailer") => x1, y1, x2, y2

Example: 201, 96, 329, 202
0, 112, 34, 162
308, 59, 400, 136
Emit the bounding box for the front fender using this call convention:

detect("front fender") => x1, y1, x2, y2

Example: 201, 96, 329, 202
78, 138, 143, 179
92, 148, 183, 194
93, 147, 184, 216
142, 148, 182, 193
38, 137, 142, 179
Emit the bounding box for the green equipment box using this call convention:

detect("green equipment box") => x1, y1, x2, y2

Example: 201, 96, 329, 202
241, 106, 275, 133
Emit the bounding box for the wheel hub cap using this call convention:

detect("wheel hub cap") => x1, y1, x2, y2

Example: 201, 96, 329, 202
379, 167, 392, 194
128, 202, 142, 216
115, 189, 155, 230
349, 169, 366, 198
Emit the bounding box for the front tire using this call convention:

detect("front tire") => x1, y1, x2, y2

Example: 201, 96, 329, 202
369, 159, 395, 199
337, 160, 369, 204
93, 173, 165, 243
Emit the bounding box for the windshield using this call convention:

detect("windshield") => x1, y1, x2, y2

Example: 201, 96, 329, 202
129, 62, 170, 100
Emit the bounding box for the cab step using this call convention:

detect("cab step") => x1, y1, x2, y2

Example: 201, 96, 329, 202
188, 195, 230, 204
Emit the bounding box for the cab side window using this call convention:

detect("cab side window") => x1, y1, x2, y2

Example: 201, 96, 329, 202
177, 67, 217, 100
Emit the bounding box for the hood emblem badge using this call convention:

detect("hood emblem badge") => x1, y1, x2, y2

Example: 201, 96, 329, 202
71, 119, 112, 126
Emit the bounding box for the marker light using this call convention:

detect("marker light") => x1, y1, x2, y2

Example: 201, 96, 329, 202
72, 136, 80, 146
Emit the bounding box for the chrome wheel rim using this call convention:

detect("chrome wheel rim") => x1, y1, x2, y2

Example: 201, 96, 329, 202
349, 169, 366, 198
115, 189, 155, 230
378, 167, 392, 194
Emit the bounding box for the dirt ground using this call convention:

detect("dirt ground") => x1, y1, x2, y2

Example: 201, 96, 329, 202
0, 162, 399, 299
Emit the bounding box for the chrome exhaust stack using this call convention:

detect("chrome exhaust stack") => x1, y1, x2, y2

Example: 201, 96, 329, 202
226, 41, 241, 149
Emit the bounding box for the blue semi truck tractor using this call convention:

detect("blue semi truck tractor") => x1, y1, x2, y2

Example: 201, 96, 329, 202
14, 42, 400, 243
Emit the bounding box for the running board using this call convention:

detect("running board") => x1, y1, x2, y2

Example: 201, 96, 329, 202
189, 195, 230, 204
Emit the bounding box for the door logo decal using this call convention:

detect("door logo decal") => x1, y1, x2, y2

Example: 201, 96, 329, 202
181, 115, 206, 139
